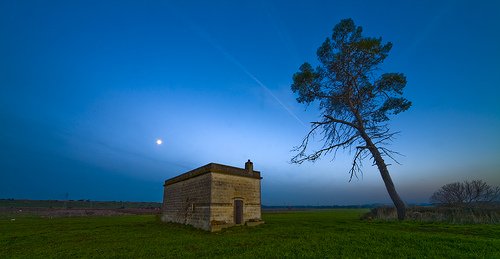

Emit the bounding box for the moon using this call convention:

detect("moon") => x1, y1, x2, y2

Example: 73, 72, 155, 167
156, 139, 163, 145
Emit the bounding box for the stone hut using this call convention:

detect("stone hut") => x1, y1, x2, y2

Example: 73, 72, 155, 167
161, 160, 263, 231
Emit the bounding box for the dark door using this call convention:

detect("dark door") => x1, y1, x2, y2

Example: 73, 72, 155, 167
234, 200, 243, 224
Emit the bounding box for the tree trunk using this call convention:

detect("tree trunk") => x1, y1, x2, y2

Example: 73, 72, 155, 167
360, 132, 406, 220
370, 147, 406, 220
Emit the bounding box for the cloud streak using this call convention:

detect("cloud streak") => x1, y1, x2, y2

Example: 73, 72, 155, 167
177, 15, 307, 127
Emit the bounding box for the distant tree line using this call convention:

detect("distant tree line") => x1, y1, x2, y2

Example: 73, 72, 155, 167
430, 180, 500, 207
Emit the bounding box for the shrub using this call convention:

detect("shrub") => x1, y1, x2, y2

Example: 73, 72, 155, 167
430, 180, 500, 207
363, 206, 500, 224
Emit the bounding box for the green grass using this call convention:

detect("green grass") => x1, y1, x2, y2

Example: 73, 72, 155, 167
1, 209, 499, 258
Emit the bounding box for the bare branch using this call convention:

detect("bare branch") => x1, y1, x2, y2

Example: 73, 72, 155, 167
348, 147, 366, 182
323, 115, 358, 129
379, 147, 403, 165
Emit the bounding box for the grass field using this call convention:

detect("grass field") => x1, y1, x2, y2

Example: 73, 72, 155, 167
1, 209, 499, 258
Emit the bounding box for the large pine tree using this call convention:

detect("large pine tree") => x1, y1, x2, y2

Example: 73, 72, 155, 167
291, 19, 411, 219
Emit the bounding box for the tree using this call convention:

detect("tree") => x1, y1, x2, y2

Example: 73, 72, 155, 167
430, 180, 500, 207
290, 18, 411, 220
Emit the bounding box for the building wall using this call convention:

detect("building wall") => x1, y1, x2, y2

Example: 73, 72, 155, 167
161, 173, 212, 230
162, 171, 262, 231
210, 173, 261, 226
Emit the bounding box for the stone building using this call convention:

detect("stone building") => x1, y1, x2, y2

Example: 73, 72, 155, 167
161, 160, 263, 231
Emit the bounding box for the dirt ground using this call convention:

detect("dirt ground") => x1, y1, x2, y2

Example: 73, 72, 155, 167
0, 207, 160, 218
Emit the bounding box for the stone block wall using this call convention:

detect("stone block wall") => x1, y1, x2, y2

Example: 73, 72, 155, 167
161, 173, 212, 230
210, 173, 261, 225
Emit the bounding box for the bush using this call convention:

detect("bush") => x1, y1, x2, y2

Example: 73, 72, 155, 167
430, 180, 500, 207
363, 206, 500, 224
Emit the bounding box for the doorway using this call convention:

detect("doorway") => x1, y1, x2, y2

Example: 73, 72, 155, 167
234, 199, 243, 224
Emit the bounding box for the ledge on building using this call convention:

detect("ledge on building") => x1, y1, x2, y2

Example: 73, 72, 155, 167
164, 162, 262, 186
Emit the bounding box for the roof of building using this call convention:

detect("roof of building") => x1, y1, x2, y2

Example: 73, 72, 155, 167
164, 162, 261, 186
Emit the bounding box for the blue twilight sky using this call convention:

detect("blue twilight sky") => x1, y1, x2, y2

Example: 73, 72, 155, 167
1, 0, 499, 205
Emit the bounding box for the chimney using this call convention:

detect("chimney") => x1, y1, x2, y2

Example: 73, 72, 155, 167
245, 159, 253, 173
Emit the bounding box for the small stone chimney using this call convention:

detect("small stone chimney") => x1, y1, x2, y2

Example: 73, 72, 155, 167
245, 159, 253, 173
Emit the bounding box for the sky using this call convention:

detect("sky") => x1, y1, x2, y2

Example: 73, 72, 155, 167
1, 0, 499, 205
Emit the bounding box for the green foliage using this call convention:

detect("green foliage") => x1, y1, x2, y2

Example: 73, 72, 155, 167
291, 18, 411, 124
1, 210, 499, 258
